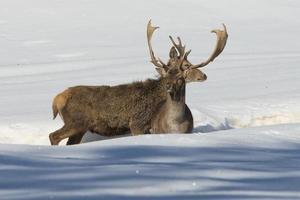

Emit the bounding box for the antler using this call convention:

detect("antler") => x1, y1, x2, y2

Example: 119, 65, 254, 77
169, 36, 186, 58
147, 20, 166, 68
191, 24, 228, 69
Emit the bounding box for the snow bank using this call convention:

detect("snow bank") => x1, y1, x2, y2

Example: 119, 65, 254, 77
1, 124, 300, 199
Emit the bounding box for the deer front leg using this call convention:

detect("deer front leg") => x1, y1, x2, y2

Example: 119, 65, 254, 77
130, 127, 145, 135
49, 125, 86, 145
129, 118, 150, 135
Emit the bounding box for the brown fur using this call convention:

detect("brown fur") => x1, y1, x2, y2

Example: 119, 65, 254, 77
49, 78, 170, 145
52, 89, 71, 120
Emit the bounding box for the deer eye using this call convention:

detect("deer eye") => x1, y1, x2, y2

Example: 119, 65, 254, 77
183, 63, 190, 69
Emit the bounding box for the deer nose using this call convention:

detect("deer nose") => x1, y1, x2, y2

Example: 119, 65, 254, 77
198, 74, 207, 81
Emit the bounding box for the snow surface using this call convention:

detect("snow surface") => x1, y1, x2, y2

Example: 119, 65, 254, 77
0, 0, 300, 199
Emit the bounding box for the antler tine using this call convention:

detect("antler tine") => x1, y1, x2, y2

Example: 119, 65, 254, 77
184, 49, 192, 59
147, 20, 166, 68
191, 24, 228, 69
169, 36, 186, 57
169, 36, 177, 48
177, 37, 183, 48
178, 37, 186, 56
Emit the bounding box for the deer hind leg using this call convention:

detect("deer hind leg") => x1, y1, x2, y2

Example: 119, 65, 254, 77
66, 132, 85, 145
49, 125, 86, 145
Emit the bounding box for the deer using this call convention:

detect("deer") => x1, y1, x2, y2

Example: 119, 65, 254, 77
48, 20, 228, 145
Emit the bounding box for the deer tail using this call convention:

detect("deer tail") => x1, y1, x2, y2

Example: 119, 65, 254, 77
52, 100, 59, 119
52, 89, 70, 120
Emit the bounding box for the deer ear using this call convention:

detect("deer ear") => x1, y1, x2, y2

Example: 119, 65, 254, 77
155, 67, 168, 77
169, 46, 178, 59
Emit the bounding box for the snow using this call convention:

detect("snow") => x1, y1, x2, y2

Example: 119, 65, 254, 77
1, 126, 300, 199
0, 0, 300, 199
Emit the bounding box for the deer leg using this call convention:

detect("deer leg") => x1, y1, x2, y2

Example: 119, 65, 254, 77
130, 127, 144, 135
66, 132, 85, 145
129, 119, 149, 136
49, 125, 85, 145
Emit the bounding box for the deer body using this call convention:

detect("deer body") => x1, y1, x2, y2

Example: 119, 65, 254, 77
50, 78, 169, 145
152, 102, 193, 133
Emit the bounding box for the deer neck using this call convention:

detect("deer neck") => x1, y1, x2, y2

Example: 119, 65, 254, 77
165, 85, 186, 116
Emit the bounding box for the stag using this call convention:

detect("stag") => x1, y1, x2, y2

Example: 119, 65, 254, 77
49, 20, 228, 145
149, 22, 228, 133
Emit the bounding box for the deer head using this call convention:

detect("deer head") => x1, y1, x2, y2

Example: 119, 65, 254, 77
146, 20, 228, 82
163, 66, 187, 102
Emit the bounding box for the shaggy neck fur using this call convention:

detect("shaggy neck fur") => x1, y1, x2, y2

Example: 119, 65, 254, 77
165, 83, 186, 121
